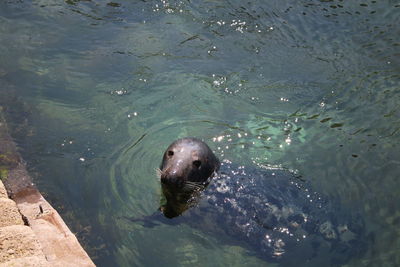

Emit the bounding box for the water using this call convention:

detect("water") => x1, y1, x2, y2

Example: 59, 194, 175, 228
0, 0, 399, 266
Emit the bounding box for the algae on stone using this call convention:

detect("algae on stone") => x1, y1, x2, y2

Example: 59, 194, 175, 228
0, 167, 8, 181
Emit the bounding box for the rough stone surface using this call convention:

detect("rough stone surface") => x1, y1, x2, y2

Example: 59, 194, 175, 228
14, 188, 95, 267
0, 225, 45, 263
0, 255, 49, 267
0, 198, 24, 227
0, 180, 7, 198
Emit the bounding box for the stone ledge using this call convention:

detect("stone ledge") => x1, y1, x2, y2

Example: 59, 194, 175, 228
0, 255, 49, 267
0, 225, 46, 263
0, 198, 24, 227
14, 187, 95, 267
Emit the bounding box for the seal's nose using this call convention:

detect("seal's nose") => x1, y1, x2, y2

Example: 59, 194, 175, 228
161, 175, 184, 187
161, 165, 185, 185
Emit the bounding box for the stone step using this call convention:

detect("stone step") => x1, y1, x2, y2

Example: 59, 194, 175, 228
0, 225, 47, 264
0, 198, 24, 227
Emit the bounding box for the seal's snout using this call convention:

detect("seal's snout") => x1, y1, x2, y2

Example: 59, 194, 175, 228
160, 164, 185, 186
160, 173, 185, 187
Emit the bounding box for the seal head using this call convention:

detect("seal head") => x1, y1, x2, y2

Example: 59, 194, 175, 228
159, 137, 220, 188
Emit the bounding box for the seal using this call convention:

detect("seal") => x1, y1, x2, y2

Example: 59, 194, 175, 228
144, 138, 367, 265
157, 137, 220, 218
158, 137, 220, 187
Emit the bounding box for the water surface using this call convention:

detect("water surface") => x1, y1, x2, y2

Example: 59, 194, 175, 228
0, 0, 399, 266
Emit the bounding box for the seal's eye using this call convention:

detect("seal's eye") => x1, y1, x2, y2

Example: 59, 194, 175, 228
167, 151, 174, 157
193, 160, 201, 168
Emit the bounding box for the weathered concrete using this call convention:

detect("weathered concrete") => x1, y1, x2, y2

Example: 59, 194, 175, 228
14, 187, 95, 267
0, 198, 24, 227
0, 182, 7, 199
0, 225, 47, 264
0, 106, 95, 266
0, 255, 50, 267
0, 180, 49, 267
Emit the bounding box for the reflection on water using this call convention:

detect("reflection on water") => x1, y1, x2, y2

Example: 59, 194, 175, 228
0, 0, 399, 266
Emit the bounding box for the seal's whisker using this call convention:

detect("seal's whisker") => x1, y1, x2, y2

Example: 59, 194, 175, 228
182, 185, 201, 192
182, 182, 195, 187
183, 181, 205, 191
155, 168, 163, 178
185, 181, 200, 186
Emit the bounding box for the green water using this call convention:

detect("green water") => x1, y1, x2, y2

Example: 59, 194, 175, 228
0, 0, 399, 266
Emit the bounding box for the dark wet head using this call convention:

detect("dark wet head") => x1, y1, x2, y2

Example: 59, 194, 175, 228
159, 138, 220, 188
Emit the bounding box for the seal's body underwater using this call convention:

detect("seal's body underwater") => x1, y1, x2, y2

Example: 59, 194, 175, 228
152, 138, 366, 265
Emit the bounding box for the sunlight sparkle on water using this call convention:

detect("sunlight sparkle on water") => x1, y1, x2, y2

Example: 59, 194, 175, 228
127, 112, 138, 118
213, 136, 225, 142
285, 136, 292, 145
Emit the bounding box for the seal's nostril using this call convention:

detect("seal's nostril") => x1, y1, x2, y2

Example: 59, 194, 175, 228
193, 160, 201, 168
